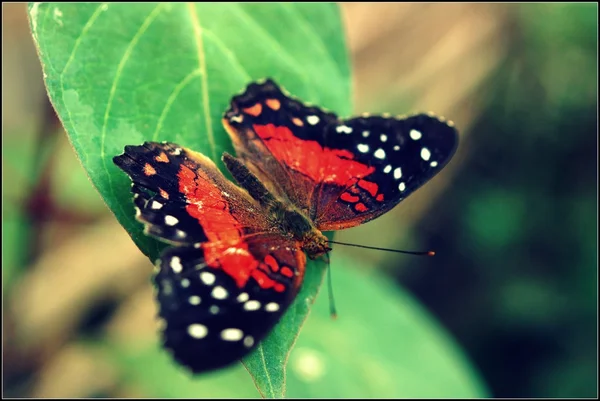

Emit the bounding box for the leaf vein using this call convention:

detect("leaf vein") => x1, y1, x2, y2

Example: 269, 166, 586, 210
259, 345, 276, 398
100, 3, 164, 221
152, 69, 203, 141
202, 28, 252, 82
186, 3, 217, 162
231, 6, 317, 100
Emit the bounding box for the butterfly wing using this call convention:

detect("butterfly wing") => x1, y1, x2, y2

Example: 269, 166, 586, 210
113, 142, 305, 372
113, 141, 270, 246
222, 79, 458, 231
311, 114, 458, 230
155, 236, 305, 373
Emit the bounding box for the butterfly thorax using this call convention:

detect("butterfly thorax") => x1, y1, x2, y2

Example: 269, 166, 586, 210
274, 206, 331, 259
223, 152, 330, 259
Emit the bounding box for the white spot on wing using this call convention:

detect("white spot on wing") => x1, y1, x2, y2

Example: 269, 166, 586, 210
393, 145, 400, 151
151, 201, 163, 209
307, 115, 320, 125
399, 182, 406, 191
170, 256, 183, 273
394, 167, 402, 180
237, 292, 249, 303
336, 125, 352, 134
380, 134, 387, 142
181, 278, 190, 288
430, 161, 438, 167
189, 295, 201, 305
188, 324, 208, 339
212, 286, 228, 300
421, 147, 431, 161
357, 144, 369, 153
374, 148, 386, 159
265, 302, 280, 312
221, 328, 244, 341
200, 272, 215, 285
383, 165, 392, 174
244, 300, 261, 311
410, 129, 422, 140
165, 215, 179, 226
362, 131, 370, 137
210, 305, 220, 314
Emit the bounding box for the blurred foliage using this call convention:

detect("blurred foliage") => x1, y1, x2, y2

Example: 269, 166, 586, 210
399, 3, 597, 398
2, 2, 597, 399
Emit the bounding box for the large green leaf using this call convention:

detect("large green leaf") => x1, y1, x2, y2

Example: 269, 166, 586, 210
28, 2, 350, 397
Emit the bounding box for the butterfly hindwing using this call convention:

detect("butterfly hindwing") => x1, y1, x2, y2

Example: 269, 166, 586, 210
223, 79, 458, 231
155, 236, 305, 373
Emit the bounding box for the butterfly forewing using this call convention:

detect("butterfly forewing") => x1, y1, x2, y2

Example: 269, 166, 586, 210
222, 79, 458, 231
314, 114, 458, 230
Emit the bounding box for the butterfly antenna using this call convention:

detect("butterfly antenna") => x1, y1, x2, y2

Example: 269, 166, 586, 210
325, 253, 338, 320
328, 240, 435, 256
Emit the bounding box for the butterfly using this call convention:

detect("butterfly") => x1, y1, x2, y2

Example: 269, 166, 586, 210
113, 78, 458, 373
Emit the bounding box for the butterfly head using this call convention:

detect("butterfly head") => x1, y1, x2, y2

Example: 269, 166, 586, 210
301, 229, 331, 260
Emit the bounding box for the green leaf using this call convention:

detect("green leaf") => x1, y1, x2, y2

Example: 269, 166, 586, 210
28, 2, 351, 397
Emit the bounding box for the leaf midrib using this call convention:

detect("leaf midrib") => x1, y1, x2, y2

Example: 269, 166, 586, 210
186, 2, 217, 163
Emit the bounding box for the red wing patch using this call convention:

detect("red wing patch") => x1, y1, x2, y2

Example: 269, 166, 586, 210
251, 123, 375, 184
223, 79, 458, 230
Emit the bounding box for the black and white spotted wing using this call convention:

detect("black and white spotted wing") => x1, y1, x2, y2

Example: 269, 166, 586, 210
314, 113, 459, 231
155, 236, 306, 373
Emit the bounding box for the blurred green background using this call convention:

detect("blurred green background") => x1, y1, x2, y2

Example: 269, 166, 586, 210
2, 3, 597, 398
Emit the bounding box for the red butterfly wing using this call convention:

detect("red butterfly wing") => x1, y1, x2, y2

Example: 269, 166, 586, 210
113, 142, 305, 372
222, 79, 458, 231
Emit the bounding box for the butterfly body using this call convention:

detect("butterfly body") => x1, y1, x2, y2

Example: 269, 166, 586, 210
222, 151, 332, 260
113, 78, 458, 373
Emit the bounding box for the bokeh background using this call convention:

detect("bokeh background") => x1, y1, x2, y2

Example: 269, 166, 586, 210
3, 2, 597, 398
